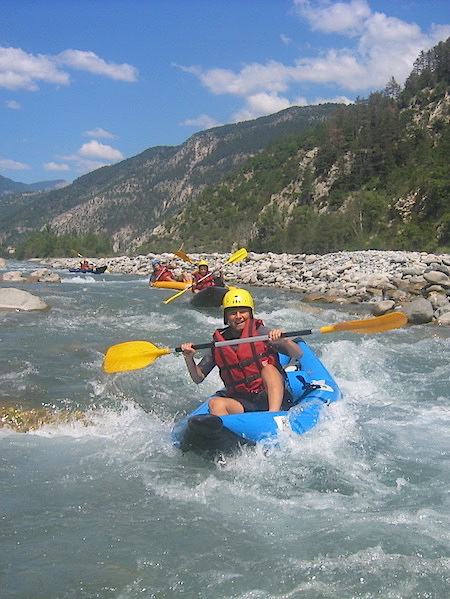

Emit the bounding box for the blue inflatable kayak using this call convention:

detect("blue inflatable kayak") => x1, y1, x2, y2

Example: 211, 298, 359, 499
172, 339, 342, 455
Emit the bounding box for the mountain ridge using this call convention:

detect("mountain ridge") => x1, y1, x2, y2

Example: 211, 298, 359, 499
0, 104, 340, 252
0, 175, 68, 195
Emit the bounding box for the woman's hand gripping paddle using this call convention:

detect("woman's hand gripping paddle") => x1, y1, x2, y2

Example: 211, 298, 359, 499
103, 311, 408, 373
162, 248, 248, 304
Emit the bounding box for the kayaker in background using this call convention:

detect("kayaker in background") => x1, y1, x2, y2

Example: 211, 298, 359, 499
181, 288, 303, 415
80, 259, 92, 271
149, 260, 190, 284
191, 260, 225, 293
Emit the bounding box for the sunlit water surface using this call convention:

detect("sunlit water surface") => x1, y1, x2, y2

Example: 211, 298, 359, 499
1, 261, 449, 599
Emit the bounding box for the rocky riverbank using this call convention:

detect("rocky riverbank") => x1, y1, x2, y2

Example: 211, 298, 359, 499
2, 250, 449, 324
43, 249, 450, 326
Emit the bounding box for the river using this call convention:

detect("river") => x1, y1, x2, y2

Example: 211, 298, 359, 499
1, 261, 449, 599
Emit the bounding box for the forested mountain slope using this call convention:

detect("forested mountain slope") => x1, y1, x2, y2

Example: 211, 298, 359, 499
151, 37, 450, 253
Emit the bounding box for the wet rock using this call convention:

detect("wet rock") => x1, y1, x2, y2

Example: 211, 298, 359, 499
0, 406, 88, 432
371, 300, 396, 316
436, 309, 450, 326
1, 268, 61, 283
47, 249, 450, 325
29, 268, 61, 283
0, 288, 50, 311
401, 298, 434, 324
1, 270, 27, 282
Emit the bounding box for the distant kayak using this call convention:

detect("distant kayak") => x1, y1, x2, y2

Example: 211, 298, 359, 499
190, 285, 228, 307
150, 280, 191, 290
69, 265, 108, 274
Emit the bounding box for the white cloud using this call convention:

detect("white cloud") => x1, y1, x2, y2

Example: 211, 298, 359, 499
180, 0, 450, 117
294, 0, 371, 35
0, 46, 70, 90
0, 157, 31, 170
77, 140, 124, 161
182, 114, 222, 129
44, 162, 70, 172
177, 61, 291, 96
6, 100, 21, 109
57, 49, 138, 82
57, 140, 125, 174
83, 127, 118, 139
233, 92, 292, 122
0, 45, 138, 91
232, 91, 353, 122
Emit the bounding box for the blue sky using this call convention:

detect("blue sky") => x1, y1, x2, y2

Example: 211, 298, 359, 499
1, 0, 449, 185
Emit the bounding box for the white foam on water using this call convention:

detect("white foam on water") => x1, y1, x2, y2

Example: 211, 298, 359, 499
2, 277, 449, 599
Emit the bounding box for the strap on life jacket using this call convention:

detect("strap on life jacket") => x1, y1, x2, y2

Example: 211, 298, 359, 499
193, 271, 215, 290
155, 266, 174, 281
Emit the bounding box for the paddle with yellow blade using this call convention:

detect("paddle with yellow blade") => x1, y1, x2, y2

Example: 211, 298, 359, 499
71, 248, 96, 269
173, 247, 193, 262
70, 249, 84, 258
163, 247, 248, 305
103, 311, 408, 373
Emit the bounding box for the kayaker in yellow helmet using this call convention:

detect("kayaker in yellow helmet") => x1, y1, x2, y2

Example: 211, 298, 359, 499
191, 260, 224, 293
180, 288, 303, 415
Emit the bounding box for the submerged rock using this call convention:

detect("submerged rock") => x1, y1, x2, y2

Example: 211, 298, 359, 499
0, 406, 88, 432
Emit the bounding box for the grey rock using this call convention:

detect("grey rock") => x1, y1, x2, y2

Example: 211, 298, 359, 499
0, 288, 50, 311
371, 300, 396, 316
401, 298, 434, 324
424, 270, 450, 287
1, 270, 27, 282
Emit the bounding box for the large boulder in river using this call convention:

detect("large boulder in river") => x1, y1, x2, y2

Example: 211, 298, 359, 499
401, 297, 434, 324
1, 268, 61, 283
1, 270, 27, 282
0, 287, 50, 311
28, 268, 61, 283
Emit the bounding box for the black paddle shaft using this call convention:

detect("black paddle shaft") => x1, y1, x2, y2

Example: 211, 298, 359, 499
174, 329, 313, 353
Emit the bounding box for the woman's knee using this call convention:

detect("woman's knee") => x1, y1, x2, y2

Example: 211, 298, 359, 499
208, 396, 223, 411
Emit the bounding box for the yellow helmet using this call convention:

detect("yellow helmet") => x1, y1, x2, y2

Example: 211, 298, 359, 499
198, 260, 209, 267
222, 288, 254, 324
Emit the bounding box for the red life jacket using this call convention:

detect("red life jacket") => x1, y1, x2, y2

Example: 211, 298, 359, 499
193, 270, 215, 290
155, 266, 175, 281
212, 318, 279, 395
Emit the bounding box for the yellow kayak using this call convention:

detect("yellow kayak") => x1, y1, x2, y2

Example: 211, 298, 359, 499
150, 280, 191, 290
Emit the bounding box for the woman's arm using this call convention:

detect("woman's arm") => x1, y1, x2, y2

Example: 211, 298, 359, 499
268, 329, 303, 360
180, 343, 206, 384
